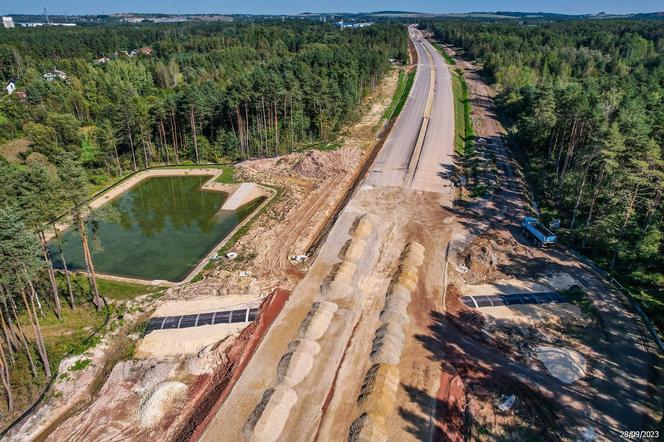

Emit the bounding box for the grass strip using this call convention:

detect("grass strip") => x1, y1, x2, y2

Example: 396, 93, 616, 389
390, 70, 415, 120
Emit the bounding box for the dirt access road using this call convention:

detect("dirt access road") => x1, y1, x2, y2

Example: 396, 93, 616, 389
442, 46, 663, 439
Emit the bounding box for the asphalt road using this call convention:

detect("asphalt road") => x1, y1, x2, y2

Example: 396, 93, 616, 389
410, 38, 455, 194
366, 27, 454, 194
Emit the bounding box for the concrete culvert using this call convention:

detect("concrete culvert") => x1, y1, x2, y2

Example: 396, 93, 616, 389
353, 215, 374, 239
348, 412, 387, 442
379, 308, 409, 325
298, 302, 338, 340
345, 239, 366, 263
244, 385, 297, 442
276, 350, 316, 387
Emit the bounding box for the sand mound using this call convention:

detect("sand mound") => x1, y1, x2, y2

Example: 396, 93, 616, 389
536, 346, 586, 384
345, 239, 366, 263
401, 253, 424, 268
541, 272, 577, 291
379, 308, 409, 325
137, 381, 187, 428
348, 412, 387, 442
405, 241, 425, 255
298, 302, 338, 340
385, 286, 411, 305
335, 261, 357, 282
370, 333, 404, 365
277, 351, 315, 387
397, 273, 417, 292
374, 322, 405, 344
358, 364, 400, 413
353, 215, 373, 239
323, 279, 353, 300
245, 386, 298, 442
384, 292, 410, 311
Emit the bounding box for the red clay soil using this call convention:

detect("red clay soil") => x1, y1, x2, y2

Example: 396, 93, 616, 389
433, 372, 466, 442
173, 288, 291, 442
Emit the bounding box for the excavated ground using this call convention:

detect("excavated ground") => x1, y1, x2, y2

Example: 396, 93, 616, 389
10, 68, 403, 442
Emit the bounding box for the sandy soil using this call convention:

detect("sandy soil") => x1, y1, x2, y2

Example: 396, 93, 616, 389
135, 323, 249, 358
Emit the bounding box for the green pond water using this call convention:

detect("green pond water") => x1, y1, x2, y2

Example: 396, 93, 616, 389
49, 175, 264, 282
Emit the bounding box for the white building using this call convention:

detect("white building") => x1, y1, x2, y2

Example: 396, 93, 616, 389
2, 17, 15, 28
43, 69, 68, 82
5, 80, 16, 94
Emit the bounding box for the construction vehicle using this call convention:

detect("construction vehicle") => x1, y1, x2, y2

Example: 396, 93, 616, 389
521, 216, 557, 247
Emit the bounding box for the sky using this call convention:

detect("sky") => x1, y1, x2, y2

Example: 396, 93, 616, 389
2, 0, 663, 16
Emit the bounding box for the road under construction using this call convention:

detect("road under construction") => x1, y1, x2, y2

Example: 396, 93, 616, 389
196, 25, 460, 442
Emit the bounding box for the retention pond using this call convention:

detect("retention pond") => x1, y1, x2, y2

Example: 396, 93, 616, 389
49, 175, 264, 282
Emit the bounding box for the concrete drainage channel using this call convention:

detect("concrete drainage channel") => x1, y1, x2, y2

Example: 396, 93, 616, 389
143, 308, 259, 334
461, 292, 565, 309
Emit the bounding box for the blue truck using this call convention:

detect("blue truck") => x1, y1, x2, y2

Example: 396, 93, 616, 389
521, 217, 557, 247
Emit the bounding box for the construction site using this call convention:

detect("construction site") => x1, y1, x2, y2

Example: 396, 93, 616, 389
6, 26, 663, 442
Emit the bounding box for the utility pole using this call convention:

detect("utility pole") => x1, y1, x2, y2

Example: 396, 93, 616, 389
43, 8, 50, 25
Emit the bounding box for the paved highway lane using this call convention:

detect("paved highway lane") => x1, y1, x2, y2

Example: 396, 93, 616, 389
367, 27, 455, 195
366, 27, 431, 188
410, 38, 455, 194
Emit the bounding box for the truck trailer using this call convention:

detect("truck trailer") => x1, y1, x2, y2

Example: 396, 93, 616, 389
520, 217, 557, 247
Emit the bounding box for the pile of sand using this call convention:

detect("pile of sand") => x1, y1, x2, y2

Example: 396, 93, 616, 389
540, 272, 577, 291
137, 381, 187, 428
276, 339, 321, 387
353, 215, 374, 239
348, 412, 387, 442
344, 238, 366, 263
536, 346, 586, 384
298, 301, 338, 340
238, 146, 361, 181
244, 386, 298, 442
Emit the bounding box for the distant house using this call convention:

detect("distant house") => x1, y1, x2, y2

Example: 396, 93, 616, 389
137, 47, 153, 56
335, 20, 373, 29
43, 69, 68, 82
2, 17, 15, 28
129, 50, 138, 57
5, 80, 16, 94
95, 56, 111, 64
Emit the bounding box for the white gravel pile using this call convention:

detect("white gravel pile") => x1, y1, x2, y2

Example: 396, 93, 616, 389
536, 346, 587, 384
137, 381, 187, 428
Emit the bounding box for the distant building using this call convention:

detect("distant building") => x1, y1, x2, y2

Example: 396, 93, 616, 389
43, 69, 67, 82
5, 80, 16, 94
335, 20, 374, 29
14, 91, 27, 101
95, 56, 111, 64
137, 47, 153, 56
2, 16, 15, 28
